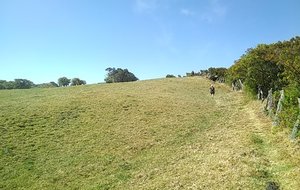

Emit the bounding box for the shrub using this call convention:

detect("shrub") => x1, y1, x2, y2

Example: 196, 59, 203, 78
166, 74, 176, 78
278, 83, 300, 128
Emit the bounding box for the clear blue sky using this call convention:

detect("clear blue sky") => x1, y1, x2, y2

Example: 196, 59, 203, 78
1, 0, 299, 84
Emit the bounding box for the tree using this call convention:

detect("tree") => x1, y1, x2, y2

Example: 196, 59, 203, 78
0, 80, 7, 89
14, 79, 34, 89
71, 78, 86, 86
50, 81, 59, 87
104, 67, 138, 83
58, 77, 71, 87
4, 81, 15, 89
227, 44, 284, 96
36, 82, 59, 88
245, 46, 283, 95
166, 74, 176, 78
0, 79, 35, 90
279, 36, 300, 85
207, 67, 227, 82
200, 70, 208, 76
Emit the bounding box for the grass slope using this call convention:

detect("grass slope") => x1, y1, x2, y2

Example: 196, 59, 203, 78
1, 77, 299, 189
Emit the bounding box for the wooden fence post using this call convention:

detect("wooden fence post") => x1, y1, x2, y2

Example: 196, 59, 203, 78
273, 90, 284, 127
290, 98, 300, 140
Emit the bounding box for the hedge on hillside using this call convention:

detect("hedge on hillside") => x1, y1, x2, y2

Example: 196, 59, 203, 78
226, 36, 300, 134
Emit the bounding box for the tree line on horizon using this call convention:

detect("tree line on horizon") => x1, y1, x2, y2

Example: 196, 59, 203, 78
0, 66, 228, 90
0, 67, 140, 90
186, 67, 227, 82
0, 77, 87, 90
0, 68, 139, 90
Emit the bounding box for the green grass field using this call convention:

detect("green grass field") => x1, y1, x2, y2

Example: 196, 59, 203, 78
1, 77, 299, 189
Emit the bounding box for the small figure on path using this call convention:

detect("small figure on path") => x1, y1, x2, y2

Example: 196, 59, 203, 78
210, 84, 215, 97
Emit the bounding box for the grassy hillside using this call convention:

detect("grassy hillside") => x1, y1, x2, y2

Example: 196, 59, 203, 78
1, 77, 299, 189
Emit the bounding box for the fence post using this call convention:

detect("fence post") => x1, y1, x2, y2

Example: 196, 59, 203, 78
273, 90, 284, 127
290, 98, 300, 140
264, 88, 274, 117
238, 79, 244, 91
257, 87, 264, 101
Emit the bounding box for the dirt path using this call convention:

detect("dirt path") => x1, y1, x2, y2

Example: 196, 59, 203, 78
127, 79, 300, 190
207, 83, 300, 190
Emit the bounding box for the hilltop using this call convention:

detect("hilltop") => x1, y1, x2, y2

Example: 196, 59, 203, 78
1, 77, 299, 189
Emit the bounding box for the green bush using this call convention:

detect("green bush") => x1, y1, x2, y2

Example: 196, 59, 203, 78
166, 74, 176, 78
226, 36, 300, 135
278, 83, 300, 128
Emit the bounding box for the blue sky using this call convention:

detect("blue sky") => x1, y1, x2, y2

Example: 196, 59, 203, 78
1, 0, 299, 84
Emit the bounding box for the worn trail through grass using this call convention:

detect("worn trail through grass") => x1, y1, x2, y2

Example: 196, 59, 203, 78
1, 77, 299, 189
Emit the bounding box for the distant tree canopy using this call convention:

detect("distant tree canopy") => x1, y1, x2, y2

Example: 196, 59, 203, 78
58, 77, 71, 87
50, 81, 59, 87
36, 82, 59, 88
0, 77, 87, 89
166, 74, 176, 78
207, 67, 227, 81
71, 78, 86, 86
186, 71, 199, 77
226, 36, 300, 96
0, 79, 34, 90
14, 79, 35, 89
104, 67, 138, 83
186, 67, 227, 82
